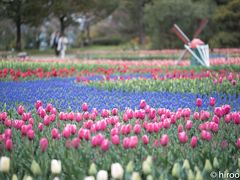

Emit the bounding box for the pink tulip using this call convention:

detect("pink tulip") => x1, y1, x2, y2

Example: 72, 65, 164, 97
35, 100, 42, 110
17, 105, 24, 115
38, 123, 43, 132
46, 103, 53, 112
160, 134, 169, 146
224, 114, 232, 123
178, 124, 183, 133
100, 139, 110, 151
133, 124, 141, 134
27, 130, 35, 140
190, 136, 198, 148
196, 98, 202, 107
212, 115, 220, 124
163, 119, 171, 129
91, 108, 98, 116
201, 130, 212, 141
62, 127, 71, 139
59, 112, 66, 120
51, 128, 59, 139
222, 105, 231, 115
22, 113, 28, 121
112, 108, 118, 116
68, 112, 75, 121
21, 125, 28, 136
65, 139, 71, 149
40, 109, 46, 118
4, 129, 12, 139
210, 122, 219, 132
123, 113, 128, 122
50, 108, 57, 115
40, 138, 48, 152
228, 73, 233, 81
83, 112, 89, 120
90, 113, 96, 120
4, 119, 12, 127
123, 137, 130, 149
111, 135, 120, 145
209, 97, 216, 106
178, 131, 188, 144
72, 138, 80, 149
29, 118, 34, 125
142, 135, 149, 145
214, 107, 223, 117
193, 112, 199, 120
82, 102, 88, 112
129, 136, 138, 149
236, 138, 240, 149
75, 112, 83, 122
186, 120, 193, 130
43, 115, 51, 126
140, 100, 147, 109
5, 138, 13, 151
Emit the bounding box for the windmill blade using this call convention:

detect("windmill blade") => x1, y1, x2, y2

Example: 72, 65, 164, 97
193, 18, 208, 38
171, 24, 191, 44
175, 49, 188, 65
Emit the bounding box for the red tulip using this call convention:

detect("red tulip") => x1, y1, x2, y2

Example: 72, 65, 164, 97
35, 100, 42, 110
111, 135, 120, 145
160, 134, 169, 146
209, 97, 216, 106
196, 98, 202, 107
142, 135, 149, 145
27, 130, 35, 140
40, 138, 48, 152
178, 131, 188, 144
5, 138, 13, 151
190, 136, 198, 148
112, 108, 118, 116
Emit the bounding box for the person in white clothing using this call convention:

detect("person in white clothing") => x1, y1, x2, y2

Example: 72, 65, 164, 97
57, 34, 68, 59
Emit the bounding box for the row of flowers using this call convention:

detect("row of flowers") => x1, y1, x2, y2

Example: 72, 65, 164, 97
0, 99, 239, 178
1, 156, 240, 179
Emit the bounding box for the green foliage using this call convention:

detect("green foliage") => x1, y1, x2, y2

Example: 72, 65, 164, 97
144, 0, 211, 49
210, 0, 240, 47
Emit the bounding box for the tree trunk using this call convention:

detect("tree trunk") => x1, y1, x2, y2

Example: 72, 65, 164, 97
16, 18, 21, 51
60, 16, 65, 34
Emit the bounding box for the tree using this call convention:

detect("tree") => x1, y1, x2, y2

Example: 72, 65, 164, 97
210, 0, 240, 47
144, 0, 211, 49
0, 0, 49, 51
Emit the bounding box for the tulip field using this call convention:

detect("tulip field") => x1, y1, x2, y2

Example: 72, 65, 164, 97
0, 54, 240, 180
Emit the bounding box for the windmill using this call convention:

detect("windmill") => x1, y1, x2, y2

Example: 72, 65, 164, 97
171, 18, 210, 67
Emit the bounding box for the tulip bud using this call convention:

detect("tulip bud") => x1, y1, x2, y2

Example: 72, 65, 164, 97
182, 159, 190, 170
53, 177, 60, 180
187, 169, 195, 180
213, 157, 219, 169
126, 161, 134, 173
142, 160, 151, 175
111, 163, 124, 179
195, 170, 203, 180
84, 176, 95, 180
203, 159, 212, 172
0, 156, 10, 173
12, 174, 18, 180
146, 175, 153, 180
88, 163, 97, 175
172, 162, 181, 178
51, 159, 61, 174
238, 158, 240, 169
23, 176, 33, 180
131, 172, 141, 180
96, 170, 108, 180
146, 156, 152, 165
31, 160, 42, 175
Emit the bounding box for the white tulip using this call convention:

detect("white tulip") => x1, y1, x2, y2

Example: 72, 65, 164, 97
96, 170, 108, 180
51, 159, 61, 174
111, 163, 124, 179
0, 156, 10, 173
84, 176, 95, 180
131, 172, 141, 180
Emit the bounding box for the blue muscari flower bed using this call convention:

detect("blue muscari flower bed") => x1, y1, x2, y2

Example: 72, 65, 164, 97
0, 77, 239, 112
